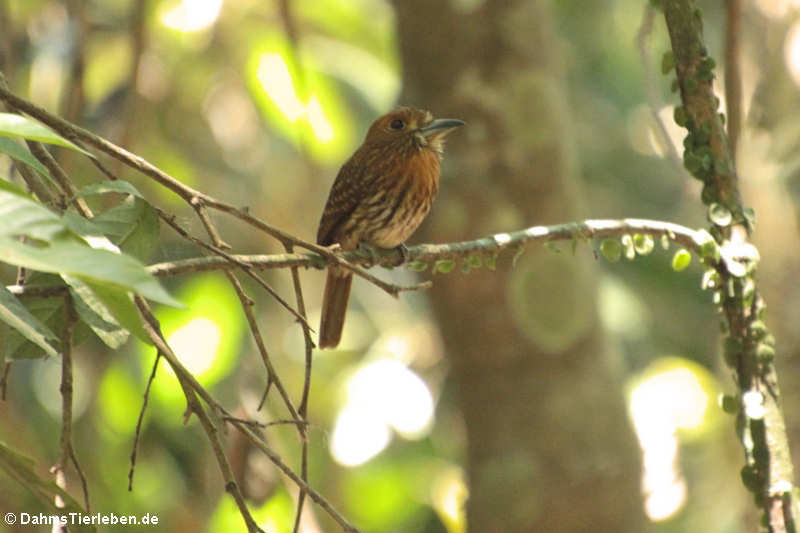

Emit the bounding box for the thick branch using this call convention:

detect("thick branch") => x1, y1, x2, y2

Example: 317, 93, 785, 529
145, 218, 707, 277
663, 1, 742, 221
664, 2, 797, 531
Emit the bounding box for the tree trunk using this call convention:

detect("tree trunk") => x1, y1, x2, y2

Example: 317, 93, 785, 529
393, 1, 648, 531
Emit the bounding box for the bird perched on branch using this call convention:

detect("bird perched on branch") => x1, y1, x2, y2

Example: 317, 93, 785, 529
316, 106, 464, 348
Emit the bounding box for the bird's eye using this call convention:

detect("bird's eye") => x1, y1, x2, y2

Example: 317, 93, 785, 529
389, 118, 405, 130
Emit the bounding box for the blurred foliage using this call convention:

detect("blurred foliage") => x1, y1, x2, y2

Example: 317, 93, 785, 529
1, 0, 800, 532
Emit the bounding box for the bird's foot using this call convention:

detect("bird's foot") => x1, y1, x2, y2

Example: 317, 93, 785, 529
355, 242, 380, 268
394, 243, 409, 263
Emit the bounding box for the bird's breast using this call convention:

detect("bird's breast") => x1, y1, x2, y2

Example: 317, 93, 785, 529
363, 149, 441, 248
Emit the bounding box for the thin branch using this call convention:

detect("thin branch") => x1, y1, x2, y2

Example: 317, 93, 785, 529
0, 75, 59, 208
156, 208, 311, 329
134, 295, 355, 533
26, 142, 93, 217
285, 242, 314, 533
133, 296, 265, 533
224, 271, 304, 426
227, 420, 361, 533
51, 293, 90, 511
221, 416, 309, 430
128, 352, 160, 491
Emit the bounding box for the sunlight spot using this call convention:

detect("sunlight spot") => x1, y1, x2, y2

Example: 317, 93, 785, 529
166, 317, 221, 376
330, 404, 391, 467
257, 53, 305, 121
785, 20, 800, 86
493, 232, 512, 245
525, 226, 548, 237
348, 359, 434, 437
645, 478, 687, 521
754, 0, 800, 19
383, 335, 413, 363
256, 53, 335, 143
161, 0, 223, 32
331, 359, 435, 466
431, 467, 467, 533
307, 96, 334, 143
630, 364, 709, 521
743, 390, 766, 419
85, 235, 121, 253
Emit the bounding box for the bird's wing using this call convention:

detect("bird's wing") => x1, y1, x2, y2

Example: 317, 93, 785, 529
316, 155, 372, 247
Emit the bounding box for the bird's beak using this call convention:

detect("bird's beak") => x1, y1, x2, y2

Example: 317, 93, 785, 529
420, 118, 465, 140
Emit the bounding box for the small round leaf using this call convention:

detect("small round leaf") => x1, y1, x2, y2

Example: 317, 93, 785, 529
600, 239, 622, 263
671, 249, 692, 271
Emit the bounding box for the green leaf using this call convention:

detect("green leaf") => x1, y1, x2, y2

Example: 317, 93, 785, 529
633, 234, 655, 255
0, 286, 59, 357
0, 137, 50, 178
600, 239, 622, 263
671, 249, 692, 271
708, 202, 733, 227
65, 276, 130, 349
433, 259, 455, 274
92, 197, 160, 262
0, 188, 68, 242
0, 237, 182, 307
0, 113, 91, 156
75, 277, 151, 344
0, 441, 95, 533
4, 294, 64, 359
406, 261, 428, 272
621, 234, 635, 260
74, 180, 143, 199
544, 242, 561, 254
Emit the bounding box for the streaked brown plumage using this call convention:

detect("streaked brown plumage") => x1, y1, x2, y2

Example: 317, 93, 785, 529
317, 107, 464, 348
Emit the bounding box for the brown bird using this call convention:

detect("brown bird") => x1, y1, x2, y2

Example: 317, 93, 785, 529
316, 106, 464, 348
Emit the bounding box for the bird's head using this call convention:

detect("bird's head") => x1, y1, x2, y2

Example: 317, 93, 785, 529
364, 106, 464, 155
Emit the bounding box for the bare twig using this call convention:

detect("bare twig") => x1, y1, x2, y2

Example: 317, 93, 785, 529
134, 295, 356, 533
128, 353, 160, 491
156, 208, 311, 328
221, 415, 309, 430
133, 296, 265, 533
224, 271, 304, 426
285, 242, 314, 533
228, 420, 361, 533
51, 293, 90, 511
26, 142, 93, 217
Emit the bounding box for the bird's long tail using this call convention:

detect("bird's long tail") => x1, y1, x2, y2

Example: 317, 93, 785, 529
319, 266, 353, 349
